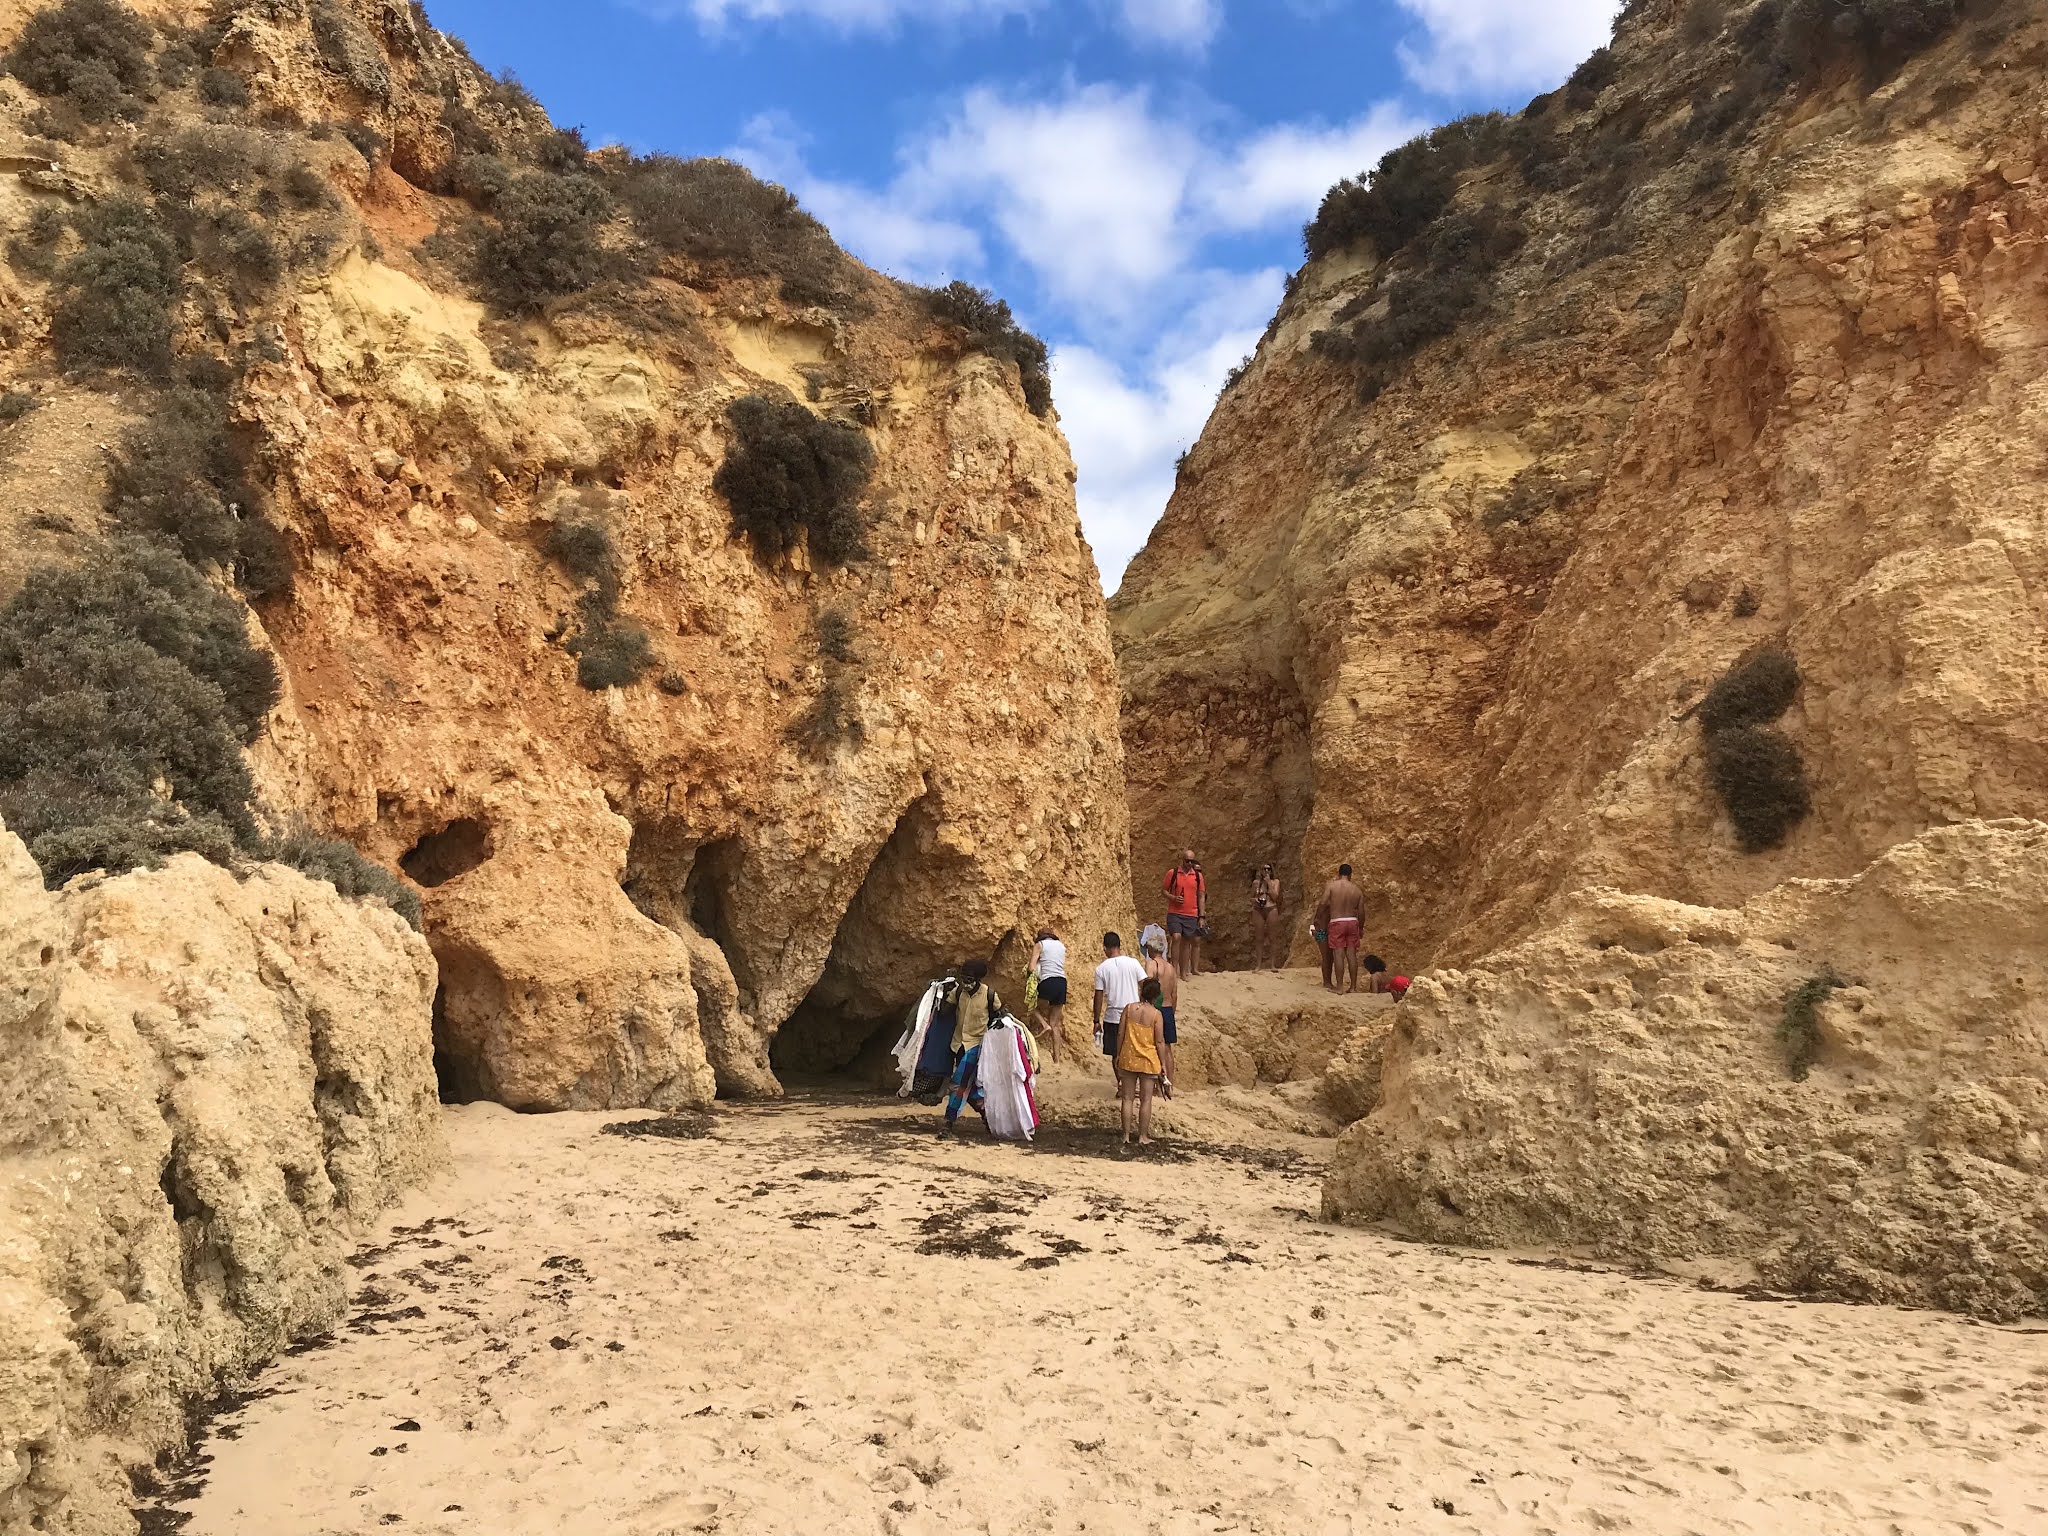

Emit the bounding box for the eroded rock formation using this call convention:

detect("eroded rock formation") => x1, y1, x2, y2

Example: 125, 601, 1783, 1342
1325, 822, 2048, 1320
1114, 0, 2048, 1314
1113, 1, 2048, 973
0, 824, 441, 1534
0, 0, 1133, 1109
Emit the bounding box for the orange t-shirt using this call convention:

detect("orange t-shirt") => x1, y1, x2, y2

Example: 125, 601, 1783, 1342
1163, 867, 1204, 917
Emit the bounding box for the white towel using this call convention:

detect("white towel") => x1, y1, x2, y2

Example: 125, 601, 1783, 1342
892, 981, 942, 1097
978, 1022, 1037, 1142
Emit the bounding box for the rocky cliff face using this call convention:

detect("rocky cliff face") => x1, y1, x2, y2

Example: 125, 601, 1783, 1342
0, 824, 442, 1536
1324, 821, 2048, 1321
0, 0, 1133, 1108
1113, 0, 2048, 973
1114, 0, 2048, 1314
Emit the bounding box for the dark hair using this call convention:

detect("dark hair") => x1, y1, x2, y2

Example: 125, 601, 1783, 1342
1036, 928, 1055, 942
1339, 863, 1353, 877
962, 959, 988, 983
1103, 931, 1121, 951
1140, 977, 1162, 1003
1363, 954, 1386, 973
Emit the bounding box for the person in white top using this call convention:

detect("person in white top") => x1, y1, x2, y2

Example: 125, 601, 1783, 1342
1092, 931, 1146, 1064
1028, 928, 1069, 1063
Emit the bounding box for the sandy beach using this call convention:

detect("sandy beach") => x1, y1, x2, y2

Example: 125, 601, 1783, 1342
144, 1097, 2048, 1536
156, 1095, 2048, 1536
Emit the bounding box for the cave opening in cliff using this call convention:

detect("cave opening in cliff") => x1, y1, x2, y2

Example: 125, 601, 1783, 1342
770, 795, 978, 1089
402, 818, 493, 888
429, 946, 503, 1105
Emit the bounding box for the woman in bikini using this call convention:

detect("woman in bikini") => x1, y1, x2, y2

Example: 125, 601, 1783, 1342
1249, 863, 1282, 970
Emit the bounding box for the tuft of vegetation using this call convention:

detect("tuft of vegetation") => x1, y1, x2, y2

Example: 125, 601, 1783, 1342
1698, 647, 1809, 851
1779, 969, 1843, 1081
0, 390, 41, 423
49, 198, 180, 377
613, 154, 848, 305
9, 204, 67, 280
1312, 207, 1525, 401
1698, 647, 1800, 734
817, 609, 856, 663
259, 821, 422, 930
197, 66, 250, 110
5, 0, 154, 125
0, 537, 275, 887
311, 0, 393, 101
568, 616, 654, 691
793, 672, 863, 755
1303, 113, 1514, 263
714, 394, 874, 566
1705, 724, 1812, 852
919, 281, 1053, 417
1773, 0, 1964, 78
106, 386, 293, 598
1564, 46, 1619, 109
540, 500, 655, 690
543, 513, 623, 606
471, 168, 613, 312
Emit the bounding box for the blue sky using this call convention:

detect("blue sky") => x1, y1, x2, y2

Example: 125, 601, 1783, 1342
425, 0, 1619, 587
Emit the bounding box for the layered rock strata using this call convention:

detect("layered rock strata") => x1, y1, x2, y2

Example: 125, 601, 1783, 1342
1113, 2, 2048, 973
0, 825, 442, 1535
0, 0, 1134, 1107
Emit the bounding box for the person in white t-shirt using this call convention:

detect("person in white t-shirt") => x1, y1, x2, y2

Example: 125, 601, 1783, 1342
1092, 931, 1146, 1064
1029, 928, 1069, 1063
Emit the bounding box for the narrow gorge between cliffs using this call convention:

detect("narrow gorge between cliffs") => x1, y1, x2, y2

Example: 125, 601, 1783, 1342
3, 1, 2046, 1534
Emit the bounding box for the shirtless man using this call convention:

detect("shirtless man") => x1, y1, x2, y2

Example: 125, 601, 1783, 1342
1140, 934, 1179, 1087
1321, 863, 1366, 993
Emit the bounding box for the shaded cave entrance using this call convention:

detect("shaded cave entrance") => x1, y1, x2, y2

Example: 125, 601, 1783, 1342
770, 799, 943, 1092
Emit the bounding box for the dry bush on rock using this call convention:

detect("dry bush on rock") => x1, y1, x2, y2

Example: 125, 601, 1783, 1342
714, 394, 874, 566
6, 0, 154, 124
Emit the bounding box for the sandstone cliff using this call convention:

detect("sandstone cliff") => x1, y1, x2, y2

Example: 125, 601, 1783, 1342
1113, 0, 2048, 973
0, 0, 1134, 1108
1113, 0, 2048, 1315
1324, 821, 2048, 1320
0, 822, 442, 1535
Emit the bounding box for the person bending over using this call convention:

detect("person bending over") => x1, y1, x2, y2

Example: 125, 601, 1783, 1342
1115, 978, 1170, 1149
1363, 954, 1411, 1001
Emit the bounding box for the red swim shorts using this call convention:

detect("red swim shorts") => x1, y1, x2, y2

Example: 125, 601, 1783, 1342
1327, 917, 1360, 951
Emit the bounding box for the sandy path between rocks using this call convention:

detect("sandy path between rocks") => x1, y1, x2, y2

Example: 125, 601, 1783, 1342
162, 1096, 2048, 1536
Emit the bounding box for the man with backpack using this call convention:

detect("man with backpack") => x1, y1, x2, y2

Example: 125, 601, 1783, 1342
1162, 849, 1207, 977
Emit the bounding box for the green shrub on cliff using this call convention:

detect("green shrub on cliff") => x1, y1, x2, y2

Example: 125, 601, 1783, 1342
1698, 648, 1812, 853
107, 386, 294, 598
6, 0, 154, 124
49, 198, 180, 377
919, 281, 1054, 418
1302, 114, 1513, 263
614, 154, 849, 305
472, 168, 614, 312
0, 537, 273, 886
715, 394, 874, 566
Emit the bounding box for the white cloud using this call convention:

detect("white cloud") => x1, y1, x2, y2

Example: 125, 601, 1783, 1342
633, 0, 1217, 50
1112, 0, 1222, 49
902, 85, 1199, 312
722, 83, 1410, 586
1394, 0, 1619, 94
1198, 102, 1426, 231
1054, 268, 1280, 587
